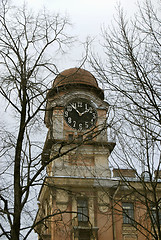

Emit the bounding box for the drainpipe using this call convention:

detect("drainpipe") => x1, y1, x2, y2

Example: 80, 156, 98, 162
111, 181, 121, 240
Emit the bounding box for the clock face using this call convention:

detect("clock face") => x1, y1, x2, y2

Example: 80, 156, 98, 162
64, 98, 97, 131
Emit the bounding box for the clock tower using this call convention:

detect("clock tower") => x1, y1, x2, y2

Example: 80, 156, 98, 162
35, 68, 115, 240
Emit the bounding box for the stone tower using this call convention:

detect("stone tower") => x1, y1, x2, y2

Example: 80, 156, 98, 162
35, 68, 115, 240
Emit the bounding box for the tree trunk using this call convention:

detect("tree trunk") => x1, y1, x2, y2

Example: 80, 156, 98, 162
11, 81, 27, 240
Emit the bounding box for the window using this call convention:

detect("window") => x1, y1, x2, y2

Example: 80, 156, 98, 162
77, 198, 88, 223
77, 134, 83, 142
68, 134, 74, 141
151, 206, 161, 225
79, 230, 90, 240
122, 202, 134, 224
86, 134, 93, 140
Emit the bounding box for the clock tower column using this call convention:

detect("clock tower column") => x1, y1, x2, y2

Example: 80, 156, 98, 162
35, 68, 115, 240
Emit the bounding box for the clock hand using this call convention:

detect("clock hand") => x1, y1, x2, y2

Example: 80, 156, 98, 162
70, 104, 81, 116
80, 109, 90, 116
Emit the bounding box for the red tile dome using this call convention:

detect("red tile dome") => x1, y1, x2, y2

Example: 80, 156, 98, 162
53, 68, 99, 88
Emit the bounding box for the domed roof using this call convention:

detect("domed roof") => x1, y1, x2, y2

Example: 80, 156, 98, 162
53, 68, 99, 88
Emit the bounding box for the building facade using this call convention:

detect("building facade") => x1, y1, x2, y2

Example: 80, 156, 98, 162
35, 68, 161, 240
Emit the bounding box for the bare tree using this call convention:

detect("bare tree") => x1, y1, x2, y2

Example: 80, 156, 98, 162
0, 1, 77, 239
89, 0, 161, 239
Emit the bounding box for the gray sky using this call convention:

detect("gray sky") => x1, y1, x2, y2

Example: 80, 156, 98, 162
13, 0, 140, 70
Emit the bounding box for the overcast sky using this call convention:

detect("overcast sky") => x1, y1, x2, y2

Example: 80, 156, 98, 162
13, 0, 143, 71
24, 0, 137, 36
12, 0, 160, 70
